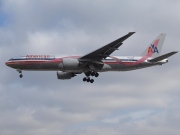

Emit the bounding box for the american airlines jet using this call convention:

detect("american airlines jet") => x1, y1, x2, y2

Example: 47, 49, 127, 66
5, 32, 177, 83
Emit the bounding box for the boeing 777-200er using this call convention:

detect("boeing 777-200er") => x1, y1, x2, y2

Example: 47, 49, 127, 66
6, 32, 178, 83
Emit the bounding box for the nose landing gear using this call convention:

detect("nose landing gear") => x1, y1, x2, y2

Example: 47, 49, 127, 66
17, 69, 23, 78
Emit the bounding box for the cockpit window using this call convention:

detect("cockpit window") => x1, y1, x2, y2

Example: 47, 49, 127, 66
8, 58, 13, 61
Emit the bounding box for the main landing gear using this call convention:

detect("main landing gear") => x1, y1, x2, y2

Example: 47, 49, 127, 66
83, 77, 94, 83
17, 69, 23, 78
83, 71, 99, 83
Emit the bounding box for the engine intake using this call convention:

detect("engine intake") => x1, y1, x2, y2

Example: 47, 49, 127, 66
57, 71, 75, 80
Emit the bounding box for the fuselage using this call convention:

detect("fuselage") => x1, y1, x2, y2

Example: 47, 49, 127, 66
5, 54, 168, 72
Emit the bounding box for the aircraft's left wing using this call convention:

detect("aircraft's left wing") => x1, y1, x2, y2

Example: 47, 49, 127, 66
79, 32, 135, 61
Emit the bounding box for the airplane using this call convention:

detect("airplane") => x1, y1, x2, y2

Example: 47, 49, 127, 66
5, 32, 178, 83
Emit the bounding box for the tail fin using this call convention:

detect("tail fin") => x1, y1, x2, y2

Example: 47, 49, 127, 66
141, 33, 166, 58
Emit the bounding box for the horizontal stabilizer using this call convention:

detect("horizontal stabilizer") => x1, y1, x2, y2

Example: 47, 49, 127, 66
148, 51, 178, 62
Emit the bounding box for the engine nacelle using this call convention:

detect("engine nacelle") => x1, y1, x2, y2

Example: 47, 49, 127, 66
57, 71, 75, 80
101, 63, 112, 71
58, 58, 79, 69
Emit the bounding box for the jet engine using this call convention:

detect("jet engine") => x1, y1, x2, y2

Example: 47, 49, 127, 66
58, 58, 79, 69
57, 71, 75, 80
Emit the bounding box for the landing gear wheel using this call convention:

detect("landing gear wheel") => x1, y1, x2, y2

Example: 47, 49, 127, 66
19, 74, 23, 78
95, 72, 99, 77
90, 79, 94, 83
91, 72, 95, 76
83, 77, 87, 82
17, 69, 22, 73
87, 78, 90, 82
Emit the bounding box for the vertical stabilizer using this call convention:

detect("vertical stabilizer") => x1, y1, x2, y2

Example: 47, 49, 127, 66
141, 33, 166, 58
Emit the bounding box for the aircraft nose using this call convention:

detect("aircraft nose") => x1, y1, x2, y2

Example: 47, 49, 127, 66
5, 62, 10, 66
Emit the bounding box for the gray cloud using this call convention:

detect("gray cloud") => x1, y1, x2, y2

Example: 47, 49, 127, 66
0, 0, 180, 135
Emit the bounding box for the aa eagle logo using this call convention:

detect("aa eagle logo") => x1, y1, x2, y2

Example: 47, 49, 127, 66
148, 44, 159, 53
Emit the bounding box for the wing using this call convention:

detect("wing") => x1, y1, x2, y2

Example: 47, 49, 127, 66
79, 32, 135, 61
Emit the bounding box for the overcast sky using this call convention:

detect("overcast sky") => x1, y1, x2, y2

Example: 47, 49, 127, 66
0, 0, 180, 135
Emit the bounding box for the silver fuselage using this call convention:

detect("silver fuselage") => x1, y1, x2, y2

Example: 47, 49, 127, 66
5, 55, 168, 72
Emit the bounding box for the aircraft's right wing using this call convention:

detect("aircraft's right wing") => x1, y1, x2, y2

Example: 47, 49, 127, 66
148, 51, 178, 62
79, 32, 135, 61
